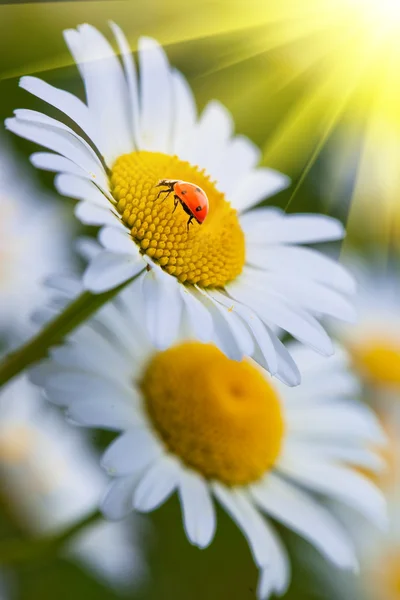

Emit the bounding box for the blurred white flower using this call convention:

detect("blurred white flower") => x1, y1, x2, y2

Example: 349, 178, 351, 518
0, 135, 74, 343
320, 397, 400, 600
33, 277, 386, 599
0, 375, 148, 592
6, 22, 357, 386
333, 256, 400, 391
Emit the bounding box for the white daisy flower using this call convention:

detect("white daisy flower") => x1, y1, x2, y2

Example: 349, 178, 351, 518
0, 135, 74, 342
333, 256, 400, 391
320, 400, 400, 600
6, 22, 356, 385
0, 374, 148, 592
33, 279, 386, 600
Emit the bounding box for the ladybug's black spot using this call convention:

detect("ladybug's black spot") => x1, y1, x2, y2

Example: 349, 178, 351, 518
196, 187, 201, 193
181, 189, 187, 195
196, 205, 202, 211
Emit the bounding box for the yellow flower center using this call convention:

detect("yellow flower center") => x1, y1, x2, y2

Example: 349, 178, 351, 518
140, 342, 284, 485
0, 426, 36, 464
351, 337, 400, 388
110, 151, 245, 287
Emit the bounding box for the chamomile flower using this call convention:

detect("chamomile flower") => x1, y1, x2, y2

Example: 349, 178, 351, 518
334, 256, 400, 391
0, 374, 148, 591
322, 399, 400, 600
33, 278, 386, 599
0, 135, 73, 342
6, 22, 356, 385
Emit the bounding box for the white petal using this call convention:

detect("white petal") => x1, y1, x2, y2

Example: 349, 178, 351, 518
66, 395, 143, 430
101, 428, 163, 476
257, 568, 276, 600
51, 328, 131, 379
99, 226, 138, 254
209, 289, 278, 374
212, 484, 271, 567
29, 360, 56, 387
101, 475, 138, 520
215, 135, 261, 197
286, 402, 386, 444
19, 75, 102, 151
230, 168, 290, 213
255, 522, 290, 596
257, 531, 291, 600
73, 24, 134, 163
43, 274, 80, 296
287, 342, 351, 377
284, 440, 385, 473
179, 471, 216, 549
244, 244, 356, 295
55, 172, 113, 205
138, 37, 173, 152
278, 456, 387, 529
45, 371, 131, 406
251, 214, 345, 245
250, 473, 357, 569
133, 456, 181, 512
141, 267, 183, 349
287, 369, 359, 403
265, 333, 301, 387
109, 21, 141, 147
247, 273, 356, 323
180, 287, 214, 342
63, 27, 86, 80
30, 152, 89, 178
13, 108, 105, 173
83, 251, 145, 293
75, 237, 102, 261
74, 202, 120, 227
226, 281, 333, 356
92, 290, 145, 353
186, 101, 233, 179
6, 116, 105, 182
97, 279, 151, 358
171, 69, 197, 157
193, 287, 254, 360
45, 369, 117, 397
240, 207, 284, 233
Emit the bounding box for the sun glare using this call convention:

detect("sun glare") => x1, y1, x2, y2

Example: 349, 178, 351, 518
225, 0, 400, 248
359, 0, 400, 23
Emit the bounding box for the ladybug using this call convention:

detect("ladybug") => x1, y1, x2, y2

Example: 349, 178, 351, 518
155, 179, 209, 230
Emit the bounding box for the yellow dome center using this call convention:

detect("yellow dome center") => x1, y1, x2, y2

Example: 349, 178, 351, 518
140, 342, 285, 485
351, 337, 400, 388
0, 426, 36, 464
110, 151, 245, 287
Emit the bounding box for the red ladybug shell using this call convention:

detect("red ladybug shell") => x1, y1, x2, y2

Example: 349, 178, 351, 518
174, 181, 209, 224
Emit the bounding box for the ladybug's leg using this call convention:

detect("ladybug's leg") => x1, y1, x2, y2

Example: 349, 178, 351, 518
155, 179, 178, 188
155, 188, 173, 201
155, 179, 178, 201
172, 195, 180, 213
186, 215, 194, 231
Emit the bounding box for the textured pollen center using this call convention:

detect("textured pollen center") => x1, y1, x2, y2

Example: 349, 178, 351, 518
111, 151, 245, 287
140, 342, 285, 485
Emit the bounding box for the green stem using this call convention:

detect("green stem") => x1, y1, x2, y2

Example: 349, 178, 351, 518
0, 273, 143, 389
0, 509, 102, 565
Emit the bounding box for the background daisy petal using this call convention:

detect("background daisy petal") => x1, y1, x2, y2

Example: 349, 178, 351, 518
101, 428, 163, 476
179, 471, 216, 549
